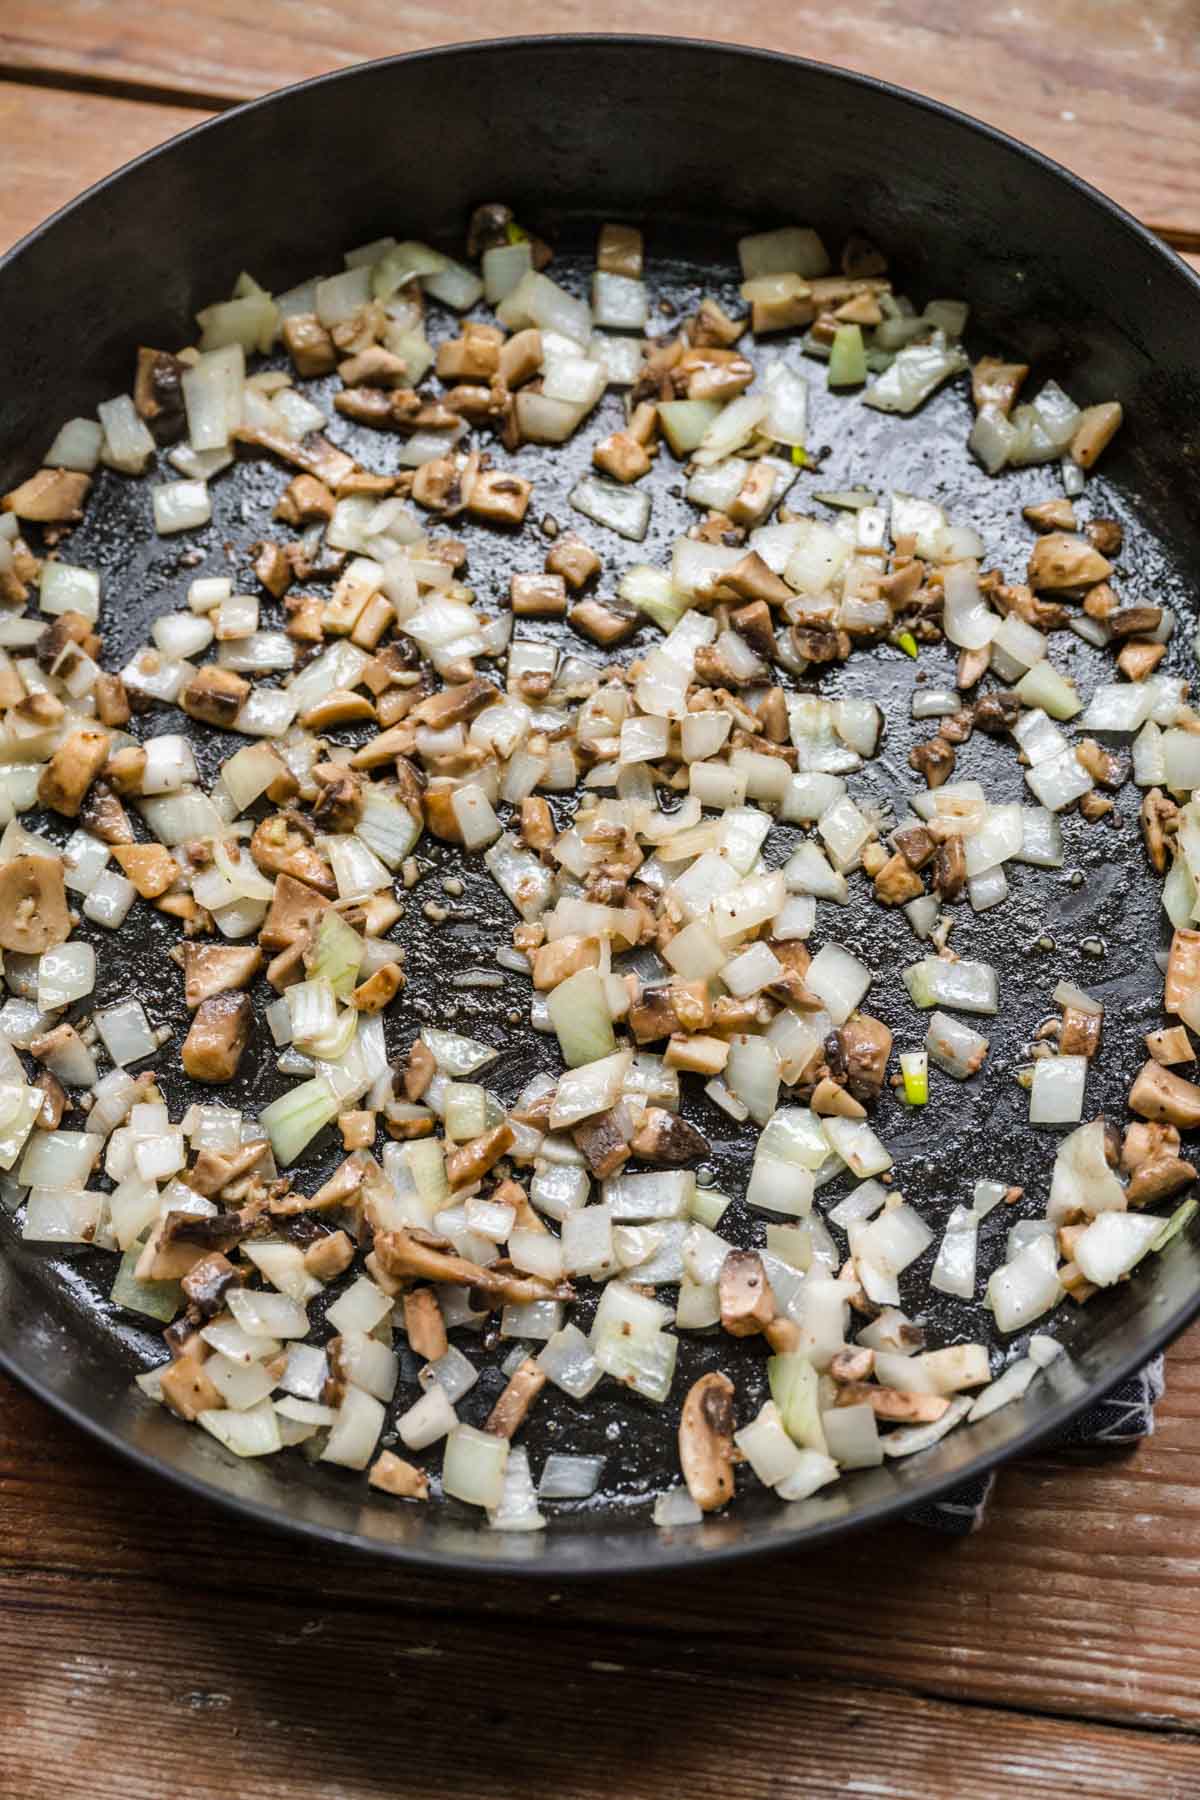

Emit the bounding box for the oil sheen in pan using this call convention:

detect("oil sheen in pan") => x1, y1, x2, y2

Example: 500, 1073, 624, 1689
0, 226, 1188, 1518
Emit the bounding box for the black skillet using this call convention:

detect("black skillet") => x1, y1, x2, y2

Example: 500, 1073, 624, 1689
2, 36, 1199, 1576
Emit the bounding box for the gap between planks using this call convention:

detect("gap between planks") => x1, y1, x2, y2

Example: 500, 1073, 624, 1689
4, 1572, 1200, 1800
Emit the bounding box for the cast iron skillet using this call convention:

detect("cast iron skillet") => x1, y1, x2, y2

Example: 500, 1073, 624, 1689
1, 36, 1199, 1577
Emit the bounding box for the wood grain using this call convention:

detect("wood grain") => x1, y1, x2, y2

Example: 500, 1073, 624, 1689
1, 2, 1199, 240
0, 81, 209, 249
5, 1328, 1200, 1739
5, 1574, 1200, 1800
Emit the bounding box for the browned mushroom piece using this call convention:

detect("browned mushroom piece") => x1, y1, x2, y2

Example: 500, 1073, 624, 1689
568, 596, 639, 647
36, 727, 110, 817
1106, 608, 1161, 647
111, 842, 179, 899
829, 1347, 876, 1383
275, 473, 336, 526
282, 313, 338, 376
160, 1351, 225, 1423
872, 851, 925, 907
1128, 1060, 1200, 1128
545, 534, 601, 590
3, 468, 91, 523
78, 781, 133, 845
399, 1037, 436, 1104
185, 1139, 271, 1201
593, 432, 652, 483
718, 1249, 775, 1338
352, 963, 404, 1013
444, 1122, 515, 1189
510, 572, 568, 617
181, 943, 262, 1008
368, 1451, 430, 1501
1027, 532, 1112, 591
32, 1070, 66, 1130
970, 357, 1028, 415
465, 467, 532, 527
1070, 402, 1122, 469
250, 815, 337, 896
403, 1286, 449, 1361
1059, 1006, 1102, 1058
1075, 737, 1125, 790
835, 1383, 950, 1424
1165, 928, 1200, 1017
0, 855, 71, 953
627, 1108, 709, 1167
373, 1227, 573, 1308
234, 424, 357, 489
1127, 1151, 1197, 1207
909, 736, 955, 789
678, 1371, 738, 1513
260, 872, 329, 951
519, 797, 557, 859
1022, 497, 1077, 533
932, 835, 967, 901
811, 1076, 867, 1120
1145, 1026, 1195, 1067
791, 620, 850, 665
572, 1108, 632, 1180
133, 346, 188, 435
180, 1251, 241, 1316
181, 664, 251, 729
181, 992, 253, 1083
1139, 788, 1178, 874
888, 824, 933, 871
1078, 790, 1113, 824
837, 1013, 893, 1102
485, 1357, 548, 1439
303, 1230, 357, 1281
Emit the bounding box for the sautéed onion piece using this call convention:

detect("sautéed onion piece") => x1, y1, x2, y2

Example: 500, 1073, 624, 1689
0, 201, 1179, 1522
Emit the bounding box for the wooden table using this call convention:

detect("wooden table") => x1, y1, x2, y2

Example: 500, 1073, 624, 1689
2, 9, 1200, 1795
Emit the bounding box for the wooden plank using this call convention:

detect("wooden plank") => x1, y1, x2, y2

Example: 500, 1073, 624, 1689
0, 81, 209, 251
5, 1327, 1200, 1732
0, 2, 1197, 239
3, 1570, 1199, 1800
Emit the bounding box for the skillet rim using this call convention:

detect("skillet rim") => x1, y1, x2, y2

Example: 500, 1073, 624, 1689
1, 32, 1198, 1578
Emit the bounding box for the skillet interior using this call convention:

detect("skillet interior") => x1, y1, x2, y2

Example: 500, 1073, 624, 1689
1, 36, 1199, 1575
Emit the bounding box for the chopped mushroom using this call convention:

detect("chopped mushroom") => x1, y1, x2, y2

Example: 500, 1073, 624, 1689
1128, 1061, 1200, 1129
303, 1230, 356, 1280
370, 1454, 437, 1497
1165, 928, 1200, 1017
3, 468, 90, 523
718, 1249, 775, 1337
909, 737, 955, 788
1140, 789, 1178, 874
373, 1228, 572, 1307
678, 1371, 737, 1512
112, 842, 179, 899
628, 1108, 709, 1166
181, 992, 252, 1083
1027, 532, 1112, 591
403, 1286, 448, 1361
0, 855, 71, 952
368, 1452, 430, 1501
485, 1357, 547, 1438
835, 1383, 950, 1423
36, 727, 109, 817
181, 944, 262, 1007
1146, 1026, 1194, 1067
837, 1014, 893, 1102
181, 665, 251, 729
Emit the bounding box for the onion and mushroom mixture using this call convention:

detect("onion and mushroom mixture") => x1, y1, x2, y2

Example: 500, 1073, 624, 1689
0, 204, 1192, 1528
